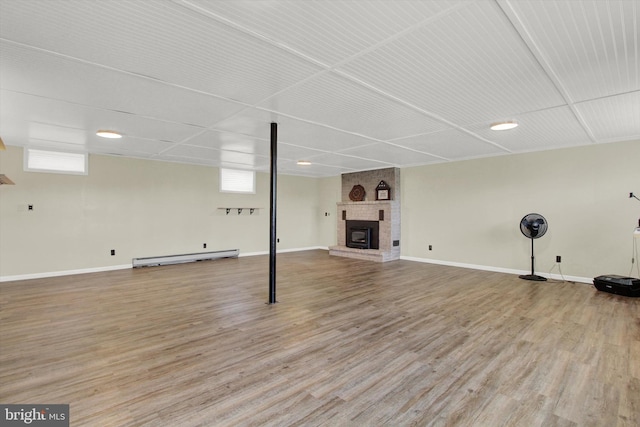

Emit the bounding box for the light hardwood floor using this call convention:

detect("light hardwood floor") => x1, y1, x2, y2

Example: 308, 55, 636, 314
1, 250, 638, 426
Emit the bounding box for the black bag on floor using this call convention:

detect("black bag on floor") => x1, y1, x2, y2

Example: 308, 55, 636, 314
593, 275, 640, 297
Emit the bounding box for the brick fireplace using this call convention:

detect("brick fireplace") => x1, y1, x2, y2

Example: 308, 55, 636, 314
329, 168, 400, 262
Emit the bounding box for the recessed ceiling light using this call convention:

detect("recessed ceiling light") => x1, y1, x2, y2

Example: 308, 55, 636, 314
96, 130, 123, 139
297, 160, 312, 166
490, 121, 518, 131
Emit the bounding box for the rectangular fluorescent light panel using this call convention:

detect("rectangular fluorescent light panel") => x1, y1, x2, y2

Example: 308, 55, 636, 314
25, 149, 87, 175
220, 168, 255, 193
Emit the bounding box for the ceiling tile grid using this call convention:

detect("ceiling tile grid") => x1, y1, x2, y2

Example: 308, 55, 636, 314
181, 130, 271, 157
0, 42, 245, 128
276, 159, 353, 178
336, 1, 566, 125
0, 91, 201, 152
337, 143, 444, 168
88, 137, 176, 158
297, 151, 392, 172
255, 72, 451, 141
1, 0, 638, 177
574, 91, 640, 142
276, 143, 330, 163
506, 0, 639, 102
157, 144, 273, 170
391, 129, 508, 161
182, 0, 464, 67
0, 0, 324, 104
214, 109, 381, 153
468, 106, 595, 153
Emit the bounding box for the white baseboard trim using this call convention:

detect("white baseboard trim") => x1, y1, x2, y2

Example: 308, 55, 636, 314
400, 256, 593, 284
0, 264, 132, 283
4, 249, 592, 286
0, 248, 332, 283
239, 246, 328, 257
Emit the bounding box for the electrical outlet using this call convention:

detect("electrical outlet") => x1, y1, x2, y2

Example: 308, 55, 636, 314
429, 245, 432, 251
28, 204, 33, 211
556, 255, 561, 263
110, 249, 115, 256
203, 243, 207, 249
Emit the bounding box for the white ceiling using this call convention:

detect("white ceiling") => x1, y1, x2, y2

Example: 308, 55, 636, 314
1, 0, 638, 177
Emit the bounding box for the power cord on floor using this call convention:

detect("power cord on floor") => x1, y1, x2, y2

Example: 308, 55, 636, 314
628, 233, 640, 278
547, 262, 569, 283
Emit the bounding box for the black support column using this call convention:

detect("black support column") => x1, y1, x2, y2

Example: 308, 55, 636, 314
268, 122, 278, 304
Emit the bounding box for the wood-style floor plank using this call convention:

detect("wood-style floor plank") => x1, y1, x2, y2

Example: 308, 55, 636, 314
1, 250, 638, 426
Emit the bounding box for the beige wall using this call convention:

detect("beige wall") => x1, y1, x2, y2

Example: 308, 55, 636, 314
401, 139, 640, 281
0, 146, 333, 279
316, 175, 341, 248
2, 139, 639, 282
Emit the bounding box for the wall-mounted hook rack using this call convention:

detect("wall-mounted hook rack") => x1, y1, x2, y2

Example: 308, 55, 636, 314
219, 207, 261, 216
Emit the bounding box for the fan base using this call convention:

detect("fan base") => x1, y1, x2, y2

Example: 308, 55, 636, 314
519, 274, 547, 282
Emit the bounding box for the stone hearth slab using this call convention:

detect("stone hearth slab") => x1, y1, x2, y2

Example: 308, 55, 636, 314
329, 246, 399, 262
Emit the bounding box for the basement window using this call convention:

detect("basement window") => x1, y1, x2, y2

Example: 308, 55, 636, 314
25, 149, 88, 175
220, 168, 255, 193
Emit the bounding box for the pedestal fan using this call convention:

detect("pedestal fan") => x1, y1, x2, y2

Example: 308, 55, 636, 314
519, 213, 548, 281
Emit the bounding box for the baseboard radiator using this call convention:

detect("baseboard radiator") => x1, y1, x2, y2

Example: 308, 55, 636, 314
132, 249, 239, 268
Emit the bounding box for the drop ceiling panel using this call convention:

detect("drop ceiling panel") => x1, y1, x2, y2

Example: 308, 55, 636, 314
392, 129, 507, 160
181, 130, 270, 156
88, 137, 175, 157
12, 139, 85, 154
575, 91, 640, 142
0, 0, 323, 104
158, 145, 220, 163
336, 143, 443, 167
277, 143, 329, 162
277, 159, 352, 178
161, 144, 270, 169
469, 106, 593, 152
301, 152, 392, 171
0, 42, 246, 127
214, 108, 380, 152
0, 91, 201, 148
154, 155, 219, 168
184, 128, 331, 162
337, 1, 565, 124
506, 0, 640, 102
184, 0, 464, 66
256, 72, 451, 140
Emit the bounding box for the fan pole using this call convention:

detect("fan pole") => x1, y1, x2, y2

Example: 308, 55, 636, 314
519, 237, 547, 281
530, 238, 535, 275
